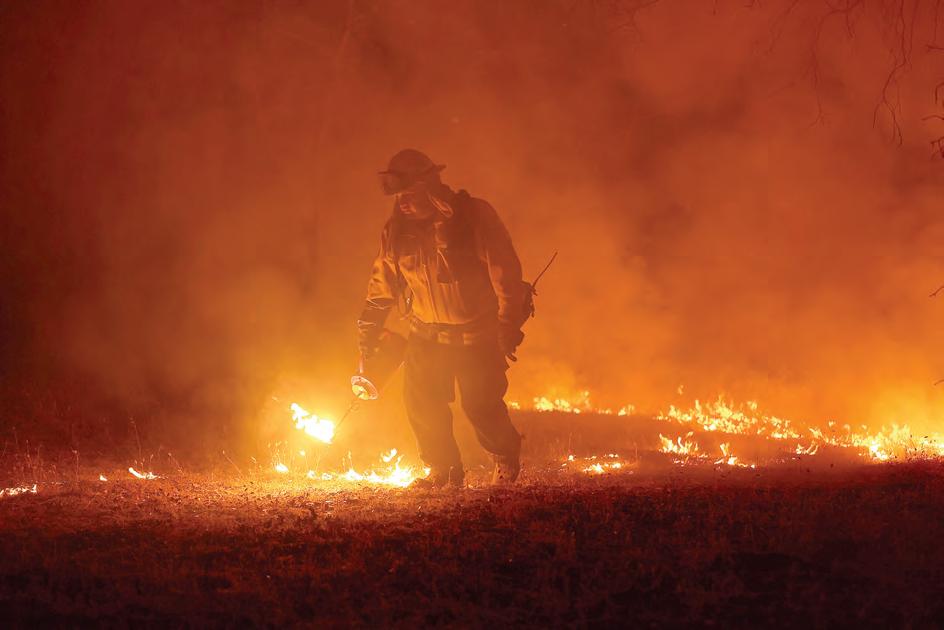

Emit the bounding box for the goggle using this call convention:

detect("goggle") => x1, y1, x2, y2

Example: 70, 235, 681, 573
377, 164, 444, 195
378, 171, 414, 196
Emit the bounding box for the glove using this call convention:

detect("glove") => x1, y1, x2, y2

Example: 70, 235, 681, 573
357, 322, 383, 368
498, 325, 524, 361
357, 329, 381, 364
356, 306, 387, 364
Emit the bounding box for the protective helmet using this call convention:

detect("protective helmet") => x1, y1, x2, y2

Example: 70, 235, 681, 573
378, 149, 445, 195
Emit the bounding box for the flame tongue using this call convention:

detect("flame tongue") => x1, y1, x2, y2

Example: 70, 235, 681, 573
291, 403, 336, 444
659, 432, 699, 457
128, 467, 158, 480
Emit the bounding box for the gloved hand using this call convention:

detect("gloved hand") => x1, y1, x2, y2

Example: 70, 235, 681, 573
498, 325, 524, 361
357, 305, 388, 366
357, 326, 382, 366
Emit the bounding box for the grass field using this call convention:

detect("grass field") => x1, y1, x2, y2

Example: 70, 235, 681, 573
2, 412, 943, 626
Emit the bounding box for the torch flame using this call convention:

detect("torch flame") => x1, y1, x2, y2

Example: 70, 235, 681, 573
563, 453, 631, 475
290, 403, 336, 444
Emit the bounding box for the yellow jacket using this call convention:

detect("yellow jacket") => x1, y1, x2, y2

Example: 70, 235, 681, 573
358, 186, 524, 345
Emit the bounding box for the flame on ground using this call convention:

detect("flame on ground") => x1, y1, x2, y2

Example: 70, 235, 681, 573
323, 457, 422, 488
518, 388, 944, 465
563, 453, 633, 475
128, 467, 159, 480
278, 451, 427, 488
715, 443, 734, 466
285, 404, 422, 486
659, 432, 700, 457
0, 484, 37, 498
663, 397, 944, 462
660, 397, 800, 440
795, 443, 819, 456
276, 387, 943, 485
714, 442, 753, 467
510, 391, 635, 416
657, 434, 755, 467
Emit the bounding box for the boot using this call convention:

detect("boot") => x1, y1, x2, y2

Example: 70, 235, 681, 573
491, 453, 520, 486
409, 465, 464, 490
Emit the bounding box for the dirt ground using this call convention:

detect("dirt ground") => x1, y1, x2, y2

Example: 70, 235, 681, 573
2, 444, 943, 627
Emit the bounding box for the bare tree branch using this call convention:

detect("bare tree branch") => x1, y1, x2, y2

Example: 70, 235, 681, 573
932, 136, 944, 157
763, 0, 941, 150
768, 0, 803, 52
871, 0, 919, 147
928, 81, 944, 158
605, 0, 661, 35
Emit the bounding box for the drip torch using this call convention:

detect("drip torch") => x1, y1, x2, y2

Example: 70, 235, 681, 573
333, 329, 408, 433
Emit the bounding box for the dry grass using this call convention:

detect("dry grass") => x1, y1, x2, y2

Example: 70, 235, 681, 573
2, 454, 943, 626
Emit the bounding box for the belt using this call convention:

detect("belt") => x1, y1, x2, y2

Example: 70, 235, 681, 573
408, 315, 497, 346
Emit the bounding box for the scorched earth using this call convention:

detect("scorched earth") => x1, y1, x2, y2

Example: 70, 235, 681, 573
1, 407, 943, 626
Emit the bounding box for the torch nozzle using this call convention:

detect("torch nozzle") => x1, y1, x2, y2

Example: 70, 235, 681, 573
333, 396, 361, 433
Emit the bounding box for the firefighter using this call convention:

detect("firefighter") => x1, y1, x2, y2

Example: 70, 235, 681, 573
357, 149, 526, 488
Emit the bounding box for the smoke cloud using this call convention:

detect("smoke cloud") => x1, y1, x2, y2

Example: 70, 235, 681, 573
2, 0, 942, 449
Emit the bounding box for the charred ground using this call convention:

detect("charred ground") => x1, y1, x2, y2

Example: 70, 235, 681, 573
2, 412, 943, 627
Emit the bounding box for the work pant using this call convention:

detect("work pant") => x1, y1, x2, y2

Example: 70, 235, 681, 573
403, 334, 521, 471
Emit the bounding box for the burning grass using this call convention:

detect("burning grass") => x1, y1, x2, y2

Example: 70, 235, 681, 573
0, 402, 944, 626
514, 391, 944, 464
2, 407, 943, 624
2, 458, 944, 625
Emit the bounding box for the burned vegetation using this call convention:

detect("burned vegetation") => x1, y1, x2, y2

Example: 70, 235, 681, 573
3, 407, 944, 625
